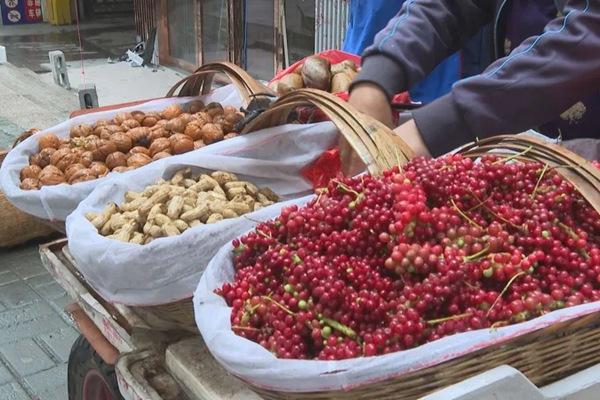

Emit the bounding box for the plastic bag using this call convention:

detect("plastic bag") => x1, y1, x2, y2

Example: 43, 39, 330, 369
194, 220, 600, 393
0, 85, 242, 221
66, 122, 339, 306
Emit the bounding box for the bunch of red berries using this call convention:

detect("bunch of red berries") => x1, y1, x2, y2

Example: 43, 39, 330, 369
217, 154, 600, 360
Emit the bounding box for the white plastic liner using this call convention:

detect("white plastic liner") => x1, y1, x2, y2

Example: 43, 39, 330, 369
0, 85, 242, 221
66, 121, 339, 305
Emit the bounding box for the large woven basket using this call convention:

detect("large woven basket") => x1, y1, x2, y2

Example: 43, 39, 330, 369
0, 130, 57, 247
230, 92, 600, 399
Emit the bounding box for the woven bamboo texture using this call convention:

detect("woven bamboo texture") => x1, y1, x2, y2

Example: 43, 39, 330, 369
166, 61, 274, 107
240, 135, 600, 399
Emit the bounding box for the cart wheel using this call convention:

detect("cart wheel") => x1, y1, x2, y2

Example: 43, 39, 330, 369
68, 335, 123, 400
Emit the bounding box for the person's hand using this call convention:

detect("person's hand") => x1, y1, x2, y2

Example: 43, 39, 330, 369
348, 83, 394, 128
393, 119, 432, 158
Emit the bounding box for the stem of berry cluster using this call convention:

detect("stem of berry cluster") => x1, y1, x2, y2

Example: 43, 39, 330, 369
531, 163, 550, 199
262, 296, 296, 316
493, 146, 533, 165
451, 198, 483, 229
486, 271, 527, 317
426, 312, 473, 326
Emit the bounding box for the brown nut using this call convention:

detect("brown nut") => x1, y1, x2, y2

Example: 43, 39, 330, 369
206, 102, 224, 117
131, 111, 146, 123
200, 123, 224, 144
70, 124, 93, 138
20, 165, 42, 180
166, 117, 185, 133
127, 127, 150, 146
149, 137, 171, 156
20, 178, 39, 190
39, 165, 65, 186
186, 100, 205, 114
223, 106, 238, 115
38, 134, 60, 150
152, 151, 171, 161
224, 132, 239, 140
34, 148, 56, 168
80, 151, 94, 167
68, 168, 97, 184
142, 115, 159, 127
121, 119, 141, 131
96, 140, 118, 161
51, 148, 79, 171
106, 152, 128, 170
65, 163, 87, 181
169, 134, 194, 155
179, 113, 193, 125
129, 146, 151, 157
147, 128, 168, 142
94, 119, 111, 128
161, 104, 182, 120
194, 140, 206, 150
213, 115, 234, 134
114, 112, 133, 125
183, 123, 203, 141
112, 132, 133, 153
225, 111, 244, 125
127, 153, 152, 168
90, 161, 109, 177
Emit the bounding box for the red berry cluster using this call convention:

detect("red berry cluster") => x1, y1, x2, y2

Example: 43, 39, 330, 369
217, 154, 600, 360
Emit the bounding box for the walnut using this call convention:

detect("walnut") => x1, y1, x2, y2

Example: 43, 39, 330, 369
114, 112, 133, 125
112, 132, 133, 153
186, 100, 205, 114
70, 124, 93, 138
147, 127, 168, 142
20, 165, 42, 180
127, 127, 150, 146
213, 115, 234, 134
121, 119, 141, 131
89, 161, 109, 177
131, 110, 146, 123
200, 123, 224, 144
20, 178, 39, 190
223, 106, 238, 115
96, 124, 123, 139
161, 104, 182, 120
149, 137, 171, 156
39, 165, 65, 186
112, 166, 133, 173
34, 148, 57, 168
68, 168, 97, 184
80, 151, 94, 167
184, 122, 203, 141
128, 146, 151, 157
195, 111, 212, 124
127, 153, 152, 168
50, 148, 79, 171
142, 115, 160, 127
94, 119, 111, 128
206, 102, 224, 118
179, 113, 193, 125
96, 140, 118, 161
106, 152, 128, 170
65, 163, 87, 181
224, 132, 239, 140
225, 111, 244, 126
169, 134, 194, 155
152, 151, 171, 161
166, 117, 185, 133
38, 134, 60, 150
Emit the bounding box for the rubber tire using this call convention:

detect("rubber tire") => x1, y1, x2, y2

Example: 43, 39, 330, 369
68, 335, 123, 400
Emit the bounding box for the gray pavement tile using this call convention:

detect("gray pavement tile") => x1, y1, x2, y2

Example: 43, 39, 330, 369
0, 315, 70, 346
0, 281, 42, 308
50, 293, 72, 313
38, 328, 79, 363
10, 258, 47, 280
0, 360, 13, 385
23, 273, 55, 289
0, 302, 54, 328
24, 364, 67, 399
0, 381, 29, 400
34, 282, 66, 302
0, 339, 55, 377
0, 271, 20, 287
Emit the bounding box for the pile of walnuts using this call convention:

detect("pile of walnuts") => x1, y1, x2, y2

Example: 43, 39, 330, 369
19, 101, 245, 190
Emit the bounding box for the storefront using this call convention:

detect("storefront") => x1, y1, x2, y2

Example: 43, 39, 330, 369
136, 0, 345, 80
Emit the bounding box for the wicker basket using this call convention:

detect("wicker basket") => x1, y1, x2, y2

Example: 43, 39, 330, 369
0, 130, 57, 247
230, 92, 600, 399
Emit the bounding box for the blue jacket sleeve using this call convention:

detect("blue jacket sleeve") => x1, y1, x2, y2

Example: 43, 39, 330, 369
352, 0, 494, 98
413, 0, 600, 156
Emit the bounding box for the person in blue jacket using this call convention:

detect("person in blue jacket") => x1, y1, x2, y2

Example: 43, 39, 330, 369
342, 0, 462, 103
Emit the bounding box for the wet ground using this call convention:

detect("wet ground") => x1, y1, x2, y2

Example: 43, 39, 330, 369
0, 16, 136, 73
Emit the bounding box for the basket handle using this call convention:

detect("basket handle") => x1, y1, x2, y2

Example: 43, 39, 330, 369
456, 135, 600, 214
242, 88, 414, 175
12, 128, 40, 149
165, 61, 274, 107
